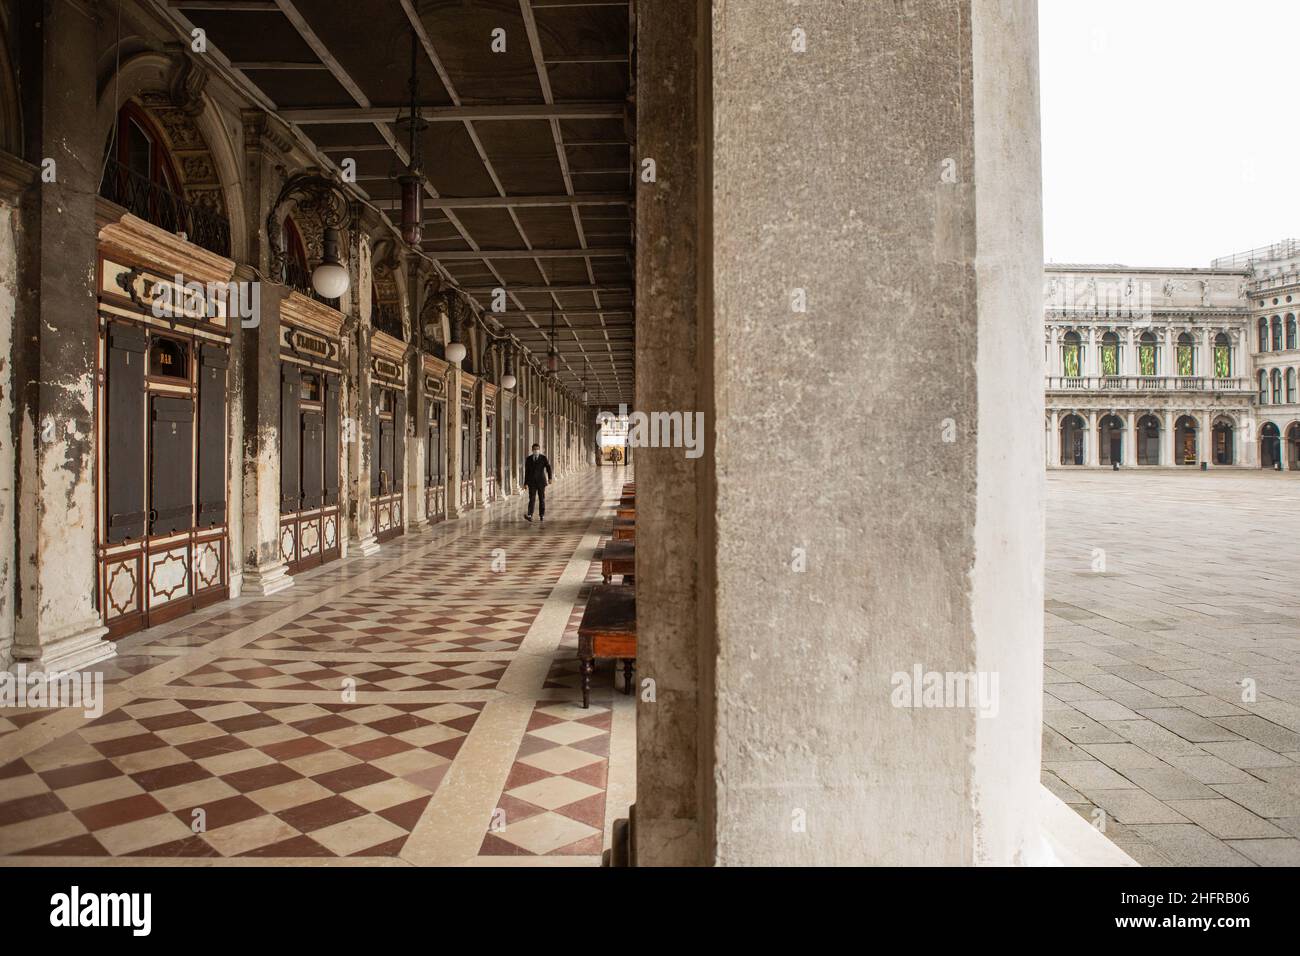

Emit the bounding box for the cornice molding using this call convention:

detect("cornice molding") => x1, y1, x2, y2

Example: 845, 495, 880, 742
95, 198, 236, 284
0, 149, 36, 203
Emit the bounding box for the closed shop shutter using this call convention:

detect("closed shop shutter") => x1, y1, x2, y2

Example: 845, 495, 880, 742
106, 324, 148, 543
150, 396, 194, 536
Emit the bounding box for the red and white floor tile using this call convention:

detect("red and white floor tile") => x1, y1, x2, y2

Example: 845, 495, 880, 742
0, 469, 635, 865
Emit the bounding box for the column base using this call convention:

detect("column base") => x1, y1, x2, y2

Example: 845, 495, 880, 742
1036, 787, 1137, 867
350, 534, 381, 557
13, 617, 115, 673
227, 570, 244, 601
241, 560, 294, 596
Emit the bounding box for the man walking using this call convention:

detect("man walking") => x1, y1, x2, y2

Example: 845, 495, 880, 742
523, 443, 552, 523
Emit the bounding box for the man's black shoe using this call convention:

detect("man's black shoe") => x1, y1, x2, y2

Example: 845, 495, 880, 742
524, 514, 532, 522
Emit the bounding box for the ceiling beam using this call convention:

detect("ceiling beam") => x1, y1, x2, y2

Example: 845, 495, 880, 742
461, 284, 630, 292
430, 248, 626, 260
228, 61, 331, 70
369, 193, 629, 210
278, 103, 626, 124
171, 1, 278, 9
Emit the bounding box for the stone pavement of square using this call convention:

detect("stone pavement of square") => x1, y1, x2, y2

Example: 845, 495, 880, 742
1044, 470, 1300, 866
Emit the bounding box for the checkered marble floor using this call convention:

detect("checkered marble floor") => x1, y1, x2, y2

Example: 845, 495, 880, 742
0, 468, 636, 865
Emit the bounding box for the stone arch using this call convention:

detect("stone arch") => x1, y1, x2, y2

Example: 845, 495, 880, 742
94, 47, 247, 261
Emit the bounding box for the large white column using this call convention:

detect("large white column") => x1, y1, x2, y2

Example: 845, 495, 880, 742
1086, 410, 1099, 466
1161, 409, 1175, 466
698, 0, 1050, 865
1047, 408, 1059, 468
1124, 410, 1137, 467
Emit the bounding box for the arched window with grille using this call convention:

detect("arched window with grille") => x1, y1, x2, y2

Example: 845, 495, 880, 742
1259, 317, 1269, 351
1272, 316, 1283, 351
1214, 332, 1231, 377
1176, 332, 1195, 376
1100, 331, 1119, 375
1271, 368, 1282, 404
1060, 331, 1081, 377
1288, 315, 1297, 351
1139, 331, 1158, 376
1288, 368, 1297, 404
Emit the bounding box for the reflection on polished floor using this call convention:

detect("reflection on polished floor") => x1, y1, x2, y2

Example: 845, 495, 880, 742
0, 469, 635, 865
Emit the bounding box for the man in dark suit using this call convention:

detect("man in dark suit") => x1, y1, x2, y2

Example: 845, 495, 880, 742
523, 443, 552, 523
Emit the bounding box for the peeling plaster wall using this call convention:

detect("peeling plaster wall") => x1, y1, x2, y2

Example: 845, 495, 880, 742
0, 201, 16, 667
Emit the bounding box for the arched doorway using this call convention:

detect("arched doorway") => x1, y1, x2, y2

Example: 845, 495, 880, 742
1098, 414, 1124, 466
1060, 414, 1085, 466
1260, 422, 1281, 469
1212, 418, 1235, 466
1174, 415, 1198, 465
1137, 414, 1161, 465
1287, 423, 1300, 471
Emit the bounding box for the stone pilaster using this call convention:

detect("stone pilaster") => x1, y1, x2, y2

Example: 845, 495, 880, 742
349, 240, 379, 555
12, 1, 111, 670
238, 277, 293, 595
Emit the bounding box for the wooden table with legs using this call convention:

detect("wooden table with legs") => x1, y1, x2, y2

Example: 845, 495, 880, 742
577, 584, 636, 709
601, 539, 635, 584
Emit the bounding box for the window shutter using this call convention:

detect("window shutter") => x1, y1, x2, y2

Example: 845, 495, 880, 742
301, 410, 324, 509
149, 395, 194, 535
392, 393, 405, 489
323, 375, 340, 506
280, 363, 301, 514
196, 344, 227, 527
105, 325, 148, 543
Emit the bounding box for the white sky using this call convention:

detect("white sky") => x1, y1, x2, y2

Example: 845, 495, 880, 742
1039, 0, 1300, 267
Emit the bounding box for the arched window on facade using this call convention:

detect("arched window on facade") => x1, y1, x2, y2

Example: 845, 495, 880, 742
1138, 331, 1158, 376
1272, 316, 1283, 352
281, 217, 311, 294
1271, 368, 1283, 405
1061, 331, 1081, 378
101, 102, 183, 232
1100, 331, 1119, 376
1288, 368, 1297, 404
1214, 332, 1231, 378
1176, 332, 1195, 377
1259, 317, 1269, 352
1259, 369, 1268, 404
1288, 315, 1297, 351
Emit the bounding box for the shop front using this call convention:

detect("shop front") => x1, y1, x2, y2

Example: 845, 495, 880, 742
95, 210, 235, 638
371, 330, 406, 542
422, 354, 449, 523
278, 295, 344, 574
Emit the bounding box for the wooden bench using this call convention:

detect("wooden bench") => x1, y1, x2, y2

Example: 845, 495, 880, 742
613, 517, 635, 541
615, 504, 636, 520
577, 584, 636, 708
601, 539, 635, 584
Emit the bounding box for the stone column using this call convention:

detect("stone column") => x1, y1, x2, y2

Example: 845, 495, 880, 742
636, 0, 1061, 866
446, 365, 463, 519
1125, 327, 1137, 378
473, 380, 486, 507
1161, 409, 1175, 467
404, 257, 427, 529
1124, 410, 1137, 467
239, 278, 293, 594
12, 3, 111, 669
348, 242, 380, 555
1047, 409, 1058, 468
1086, 410, 1099, 466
